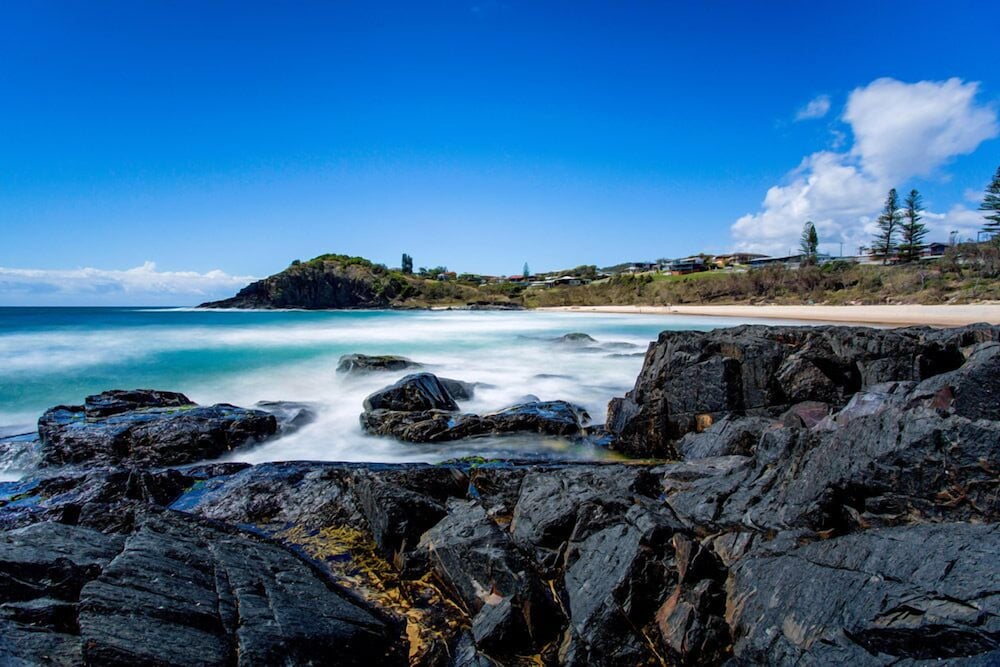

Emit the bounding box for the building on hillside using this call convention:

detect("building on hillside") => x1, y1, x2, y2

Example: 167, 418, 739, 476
625, 262, 657, 274
922, 242, 948, 258
748, 253, 832, 269
714, 252, 768, 267
667, 256, 707, 274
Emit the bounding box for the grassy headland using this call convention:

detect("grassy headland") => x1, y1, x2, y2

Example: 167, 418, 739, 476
202, 244, 1000, 310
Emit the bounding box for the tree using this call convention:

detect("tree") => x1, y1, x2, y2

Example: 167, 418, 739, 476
898, 189, 927, 263
980, 166, 1000, 237
522, 262, 531, 278
873, 188, 901, 264
401, 253, 413, 274
799, 221, 818, 263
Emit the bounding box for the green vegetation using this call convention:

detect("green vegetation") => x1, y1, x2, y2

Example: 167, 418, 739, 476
524, 243, 1000, 307
872, 188, 902, 264
799, 221, 818, 265
899, 189, 928, 263
980, 166, 1000, 235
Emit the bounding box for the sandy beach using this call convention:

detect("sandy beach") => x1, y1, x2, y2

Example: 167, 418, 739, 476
537, 304, 1000, 327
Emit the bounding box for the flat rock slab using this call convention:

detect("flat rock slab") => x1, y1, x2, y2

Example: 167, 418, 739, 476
0, 510, 406, 666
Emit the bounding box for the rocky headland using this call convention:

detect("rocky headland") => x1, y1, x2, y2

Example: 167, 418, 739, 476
199, 254, 521, 310
1, 324, 999, 665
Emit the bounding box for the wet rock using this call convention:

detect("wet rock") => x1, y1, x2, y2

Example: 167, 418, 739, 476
607, 324, 1000, 458
439, 377, 478, 401
658, 368, 1000, 534
779, 400, 831, 428
416, 499, 561, 655
254, 400, 318, 434
336, 354, 422, 374
82, 389, 194, 419
728, 523, 1000, 664
364, 373, 460, 412
0, 467, 191, 532
361, 401, 590, 443
0, 432, 41, 475
37, 397, 277, 468
78, 510, 405, 666
554, 332, 597, 345
674, 415, 772, 460
351, 467, 465, 566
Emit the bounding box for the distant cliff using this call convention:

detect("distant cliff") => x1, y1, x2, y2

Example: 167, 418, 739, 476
200, 254, 520, 310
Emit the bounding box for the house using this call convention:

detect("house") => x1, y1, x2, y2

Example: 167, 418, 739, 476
667, 257, 707, 274
748, 253, 831, 269
625, 262, 657, 274
714, 252, 768, 267
549, 275, 587, 286
921, 242, 948, 258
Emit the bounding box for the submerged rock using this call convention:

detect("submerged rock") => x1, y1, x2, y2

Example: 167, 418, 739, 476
554, 332, 597, 345
36, 390, 277, 468
254, 400, 318, 434
439, 377, 478, 401
336, 354, 422, 374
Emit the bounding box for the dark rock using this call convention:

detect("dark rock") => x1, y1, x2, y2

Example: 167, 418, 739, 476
607, 324, 1000, 458
554, 333, 597, 345
674, 415, 772, 460
779, 400, 831, 428
657, 356, 1000, 534
37, 396, 277, 468
82, 389, 194, 419
360, 400, 589, 443
439, 377, 477, 401
728, 523, 1000, 664
416, 499, 561, 655
337, 353, 422, 374
199, 255, 406, 309
364, 373, 460, 412
254, 400, 318, 434
78, 510, 404, 666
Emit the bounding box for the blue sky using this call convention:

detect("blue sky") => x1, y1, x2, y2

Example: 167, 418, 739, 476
2, 1, 999, 304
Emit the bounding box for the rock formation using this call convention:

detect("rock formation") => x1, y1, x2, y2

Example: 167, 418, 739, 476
1, 323, 998, 665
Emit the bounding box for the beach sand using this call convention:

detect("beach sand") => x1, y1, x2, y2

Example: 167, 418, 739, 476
537, 304, 1000, 327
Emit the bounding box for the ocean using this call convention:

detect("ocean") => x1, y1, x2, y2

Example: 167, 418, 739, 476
0, 307, 798, 472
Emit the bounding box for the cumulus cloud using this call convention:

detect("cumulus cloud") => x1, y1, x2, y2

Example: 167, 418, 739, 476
0, 262, 255, 306
733, 77, 999, 255
795, 95, 831, 121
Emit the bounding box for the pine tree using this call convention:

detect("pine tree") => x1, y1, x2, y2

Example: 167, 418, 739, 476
522, 262, 530, 278
898, 189, 927, 262
401, 253, 413, 274
799, 221, 818, 263
980, 166, 1000, 236
873, 188, 901, 264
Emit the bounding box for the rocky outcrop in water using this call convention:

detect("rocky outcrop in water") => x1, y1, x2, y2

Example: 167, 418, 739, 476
34, 389, 277, 468
2, 323, 999, 665
338, 353, 425, 374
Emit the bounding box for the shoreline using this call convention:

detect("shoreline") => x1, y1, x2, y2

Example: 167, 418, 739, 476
537, 304, 1000, 327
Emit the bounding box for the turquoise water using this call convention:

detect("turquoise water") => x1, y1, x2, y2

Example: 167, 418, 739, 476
0, 307, 797, 467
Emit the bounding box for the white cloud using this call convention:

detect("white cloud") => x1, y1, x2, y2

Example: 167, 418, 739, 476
0, 261, 255, 306
795, 95, 831, 121
733, 77, 999, 255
